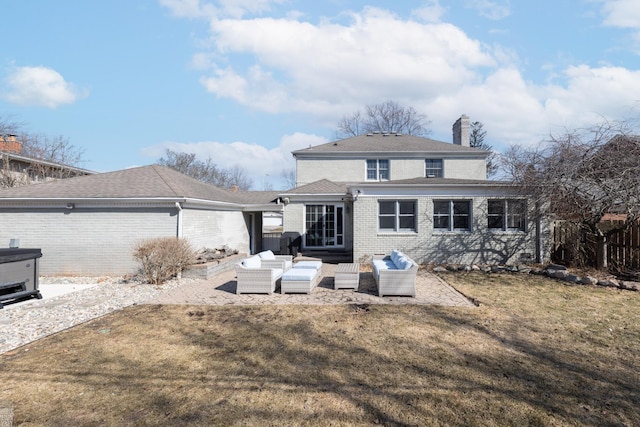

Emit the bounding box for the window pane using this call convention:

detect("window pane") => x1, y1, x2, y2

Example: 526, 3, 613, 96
378, 160, 389, 180
488, 200, 504, 215
399, 216, 415, 230
434, 216, 449, 229
507, 200, 525, 230
433, 201, 449, 215
367, 159, 377, 180
379, 216, 395, 230
425, 159, 443, 178
379, 201, 396, 215
488, 215, 503, 229
453, 201, 470, 214
399, 201, 414, 214
453, 215, 469, 229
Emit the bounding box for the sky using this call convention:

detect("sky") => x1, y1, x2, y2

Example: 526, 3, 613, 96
2, 0, 640, 190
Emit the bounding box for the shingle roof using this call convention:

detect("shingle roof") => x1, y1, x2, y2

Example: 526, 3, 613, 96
0, 164, 242, 203
293, 133, 489, 156
281, 179, 350, 195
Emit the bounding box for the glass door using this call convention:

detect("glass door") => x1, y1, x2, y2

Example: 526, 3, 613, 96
305, 204, 344, 248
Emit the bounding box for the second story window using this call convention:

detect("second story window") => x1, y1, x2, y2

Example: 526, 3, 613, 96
367, 159, 389, 181
425, 159, 443, 178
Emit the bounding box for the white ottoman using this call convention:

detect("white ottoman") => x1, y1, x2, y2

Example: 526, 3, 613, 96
293, 260, 323, 271
281, 268, 319, 294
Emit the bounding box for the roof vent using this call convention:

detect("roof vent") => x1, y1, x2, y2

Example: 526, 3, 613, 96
395, 133, 402, 136
366, 133, 374, 136
333, 142, 338, 146
373, 131, 381, 134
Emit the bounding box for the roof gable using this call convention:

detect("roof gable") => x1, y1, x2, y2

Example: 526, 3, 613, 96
281, 179, 349, 195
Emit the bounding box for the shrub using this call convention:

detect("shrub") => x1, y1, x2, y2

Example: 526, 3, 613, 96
132, 237, 195, 285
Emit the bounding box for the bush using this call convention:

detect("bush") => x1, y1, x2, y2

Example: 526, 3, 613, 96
132, 237, 195, 285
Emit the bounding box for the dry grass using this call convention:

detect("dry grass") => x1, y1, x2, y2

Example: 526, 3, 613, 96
1, 273, 639, 426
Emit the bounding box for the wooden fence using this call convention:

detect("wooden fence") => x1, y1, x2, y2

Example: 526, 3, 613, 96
552, 220, 640, 272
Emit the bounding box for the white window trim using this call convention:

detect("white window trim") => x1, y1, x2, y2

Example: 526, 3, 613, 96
425, 159, 444, 178
366, 159, 390, 181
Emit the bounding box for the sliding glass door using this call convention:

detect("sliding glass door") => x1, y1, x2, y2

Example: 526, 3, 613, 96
305, 204, 344, 248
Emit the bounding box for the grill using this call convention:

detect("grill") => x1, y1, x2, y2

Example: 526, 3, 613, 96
0, 248, 43, 308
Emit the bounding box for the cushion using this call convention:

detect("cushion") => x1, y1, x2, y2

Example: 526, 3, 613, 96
282, 268, 317, 281
396, 256, 413, 270
242, 255, 261, 269
293, 261, 322, 270
271, 268, 284, 279
258, 250, 276, 260
373, 259, 395, 273
391, 250, 401, 265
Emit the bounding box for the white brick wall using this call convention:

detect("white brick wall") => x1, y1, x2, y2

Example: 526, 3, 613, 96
181, 209, 249, 254
0, 205, 254, 276
353, 195, 548, 265
0, 207, 177, 275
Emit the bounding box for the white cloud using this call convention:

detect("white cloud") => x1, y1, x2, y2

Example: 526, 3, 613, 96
600, 0, 640, 29
166, 1, 640, 153
411, 0, 446, 23
201, 7, 495, 118
466, 0, 511, 20
141, 132, 327, 189
3, 65, 85, 108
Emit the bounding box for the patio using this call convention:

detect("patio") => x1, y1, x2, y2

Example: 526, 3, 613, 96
145, 264, 474, 307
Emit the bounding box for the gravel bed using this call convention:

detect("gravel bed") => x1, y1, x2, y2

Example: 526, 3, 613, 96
0, 276, 191, 355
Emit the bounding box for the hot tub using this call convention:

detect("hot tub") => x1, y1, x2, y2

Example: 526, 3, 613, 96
0, 248, 43, 308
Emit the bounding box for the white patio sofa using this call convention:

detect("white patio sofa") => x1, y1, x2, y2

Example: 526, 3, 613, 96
257, 250, 293, 272
236, 253, 285, 295
371, 250, 418, 297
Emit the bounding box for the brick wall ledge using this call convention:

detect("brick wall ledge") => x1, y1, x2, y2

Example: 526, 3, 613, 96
182, 253, 247, 280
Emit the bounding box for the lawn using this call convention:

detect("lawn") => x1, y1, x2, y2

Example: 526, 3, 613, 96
1, 272, 639, 426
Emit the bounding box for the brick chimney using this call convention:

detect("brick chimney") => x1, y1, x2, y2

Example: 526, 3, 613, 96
0, 135, 22, 153
452, 115, 470, 147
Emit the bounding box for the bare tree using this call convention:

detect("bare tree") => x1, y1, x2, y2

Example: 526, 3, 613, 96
335, 100, 431, 138
281, 168, 296, 189
469, 121, 498, 178
1, 116, 87, 187
157, 149, 253, 190
501, 119, 640, 268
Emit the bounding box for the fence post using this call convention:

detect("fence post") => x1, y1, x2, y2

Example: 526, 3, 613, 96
596, 235, 607, 270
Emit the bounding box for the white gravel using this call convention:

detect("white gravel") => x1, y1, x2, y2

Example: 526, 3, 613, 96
0, 276, 190, 355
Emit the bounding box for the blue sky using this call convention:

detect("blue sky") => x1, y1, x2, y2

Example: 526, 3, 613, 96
2, 0, 640, 189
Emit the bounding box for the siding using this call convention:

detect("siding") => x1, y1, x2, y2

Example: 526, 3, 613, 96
353, 195, 549, 265
0, 207, 177, 275
296, 157, 487, 185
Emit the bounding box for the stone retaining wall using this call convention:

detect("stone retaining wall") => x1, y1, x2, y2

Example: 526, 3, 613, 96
182, 253, 246, 280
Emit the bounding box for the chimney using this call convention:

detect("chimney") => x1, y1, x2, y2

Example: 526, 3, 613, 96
452, 115, 470, 147
0, 135, 22, 153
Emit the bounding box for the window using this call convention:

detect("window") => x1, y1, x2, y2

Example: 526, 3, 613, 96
425, 159, 443, 178
433, 200, 471, 231
379, 200, 416, 232
488, 200, 526, 231
367, 159, 389, 180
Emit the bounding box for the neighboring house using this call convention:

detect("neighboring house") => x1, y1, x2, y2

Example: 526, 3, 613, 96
0, 165, 280, 275
1, 135, 95, 188
280, 115, 550, 265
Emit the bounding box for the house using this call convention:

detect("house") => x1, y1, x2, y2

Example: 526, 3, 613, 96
0, 115, 549, 276
1, 135, 95, 187
280, 115, 550, 265
0, 165, 280, 275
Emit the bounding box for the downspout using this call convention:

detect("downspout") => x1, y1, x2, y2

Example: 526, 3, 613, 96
175, 202, 183, 238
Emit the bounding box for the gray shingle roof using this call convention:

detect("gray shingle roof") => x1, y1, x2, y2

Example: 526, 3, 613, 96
0, 165, 242, 203
281, 179, 350, 195
293, 133, 489, 156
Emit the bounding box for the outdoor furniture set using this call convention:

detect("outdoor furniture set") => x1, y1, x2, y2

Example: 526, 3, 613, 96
236, 249, 417, 297
371, 250, 419, 297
